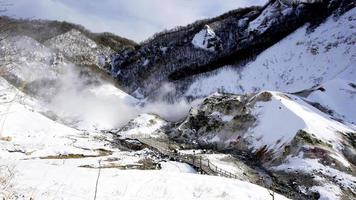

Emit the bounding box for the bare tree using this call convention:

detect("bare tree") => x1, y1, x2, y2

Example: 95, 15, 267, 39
0, 0, 17, 76
0, 165, 17, 199
267, 188, 275, 200
0, 0, 18, 139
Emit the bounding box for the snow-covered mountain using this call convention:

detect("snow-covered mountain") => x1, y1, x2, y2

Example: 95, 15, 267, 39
0, 0, 355, 199
0, 16, 285, 200
185, 6, 355, 97
167, 91, 355, 198
305, 79, 356, 125
108, 0, 354, 99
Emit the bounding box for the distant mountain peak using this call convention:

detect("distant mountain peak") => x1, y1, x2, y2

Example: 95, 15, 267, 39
44, 28, 113, 67
192, 25, 222, 52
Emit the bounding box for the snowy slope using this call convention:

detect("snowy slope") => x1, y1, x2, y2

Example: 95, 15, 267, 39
0, 77, 101, 159
306, 79, 356, 125
3, 162, 289, 200
0, 77, 289, 200
186, 7, 356, 97
117, 114, 167, 139
247, 91, 353, 152
192, 25, 221, 52
178, 91, 354, 154
0, 2, 354, 199
271, 153, 356, 200
248, 0, 293, 34
172, 90, 355, 199
0, 33, 139, 131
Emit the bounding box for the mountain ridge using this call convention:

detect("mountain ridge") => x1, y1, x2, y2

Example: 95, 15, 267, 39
108, 0, 354, 98
0, 16, 137, 52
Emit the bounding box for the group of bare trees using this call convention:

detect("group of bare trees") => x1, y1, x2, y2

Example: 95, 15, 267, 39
0, 0, 12, 35
0, 165, 16, 199
0, 2, 19, 199
0, 0, 22, 83
0, 0, 13, 75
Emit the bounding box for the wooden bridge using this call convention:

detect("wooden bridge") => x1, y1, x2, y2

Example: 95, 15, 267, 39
136, 137, 239, 179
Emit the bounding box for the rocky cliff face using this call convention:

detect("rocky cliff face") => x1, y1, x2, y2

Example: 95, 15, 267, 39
164, 90, 356, 199
108, 0, 354, 98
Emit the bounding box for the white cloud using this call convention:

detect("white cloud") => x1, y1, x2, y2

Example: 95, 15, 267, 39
7, 0, 267, 42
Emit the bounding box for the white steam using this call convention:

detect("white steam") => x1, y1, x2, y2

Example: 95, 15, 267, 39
3, 35, 197, 132
45, 65, 198, 131
141, 83, 202, 122
45, 65, 136, 131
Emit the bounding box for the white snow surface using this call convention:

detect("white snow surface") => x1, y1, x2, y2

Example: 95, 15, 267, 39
248, 1, 286, 34
186, 8, 356, 97
271, 153, 356, 199
0, 77, 101, 159
307, 79, 356, 125
192, 25, 218, 52
3, 162, 289, 200
201, 90, 353, 158
117, 114, 167, 138
248, 92, 353, 151
311, 184, 342, 200
0, 5, 354, 200
160, 161, 196, 173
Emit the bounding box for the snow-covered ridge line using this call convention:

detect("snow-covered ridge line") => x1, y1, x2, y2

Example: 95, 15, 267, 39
186, 7, 356, 97
108, 0, 351, 97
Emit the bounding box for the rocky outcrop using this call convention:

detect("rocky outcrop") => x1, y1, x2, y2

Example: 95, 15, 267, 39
166, 91, 356, 199
116, 114, 168, 139
169, 93, 255, 149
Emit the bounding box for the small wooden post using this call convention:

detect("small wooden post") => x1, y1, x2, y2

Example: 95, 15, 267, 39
199, 157, 202, 169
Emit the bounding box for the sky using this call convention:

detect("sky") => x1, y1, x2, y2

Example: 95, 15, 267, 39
6, 0, 267, 42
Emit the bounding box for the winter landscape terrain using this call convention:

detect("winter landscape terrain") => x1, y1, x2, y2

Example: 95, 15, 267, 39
0, 0, 355, 199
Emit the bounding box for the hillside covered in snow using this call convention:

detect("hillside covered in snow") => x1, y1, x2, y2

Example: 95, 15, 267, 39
0, 0, 355, 199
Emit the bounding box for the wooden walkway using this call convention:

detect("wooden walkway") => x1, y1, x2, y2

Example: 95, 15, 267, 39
136, 138, 239, 179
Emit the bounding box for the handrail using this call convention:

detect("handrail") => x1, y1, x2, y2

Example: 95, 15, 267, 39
134, 137, 238, 179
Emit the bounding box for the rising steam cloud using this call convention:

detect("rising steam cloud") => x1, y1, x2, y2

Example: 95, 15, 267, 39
46, 64, 198, 131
